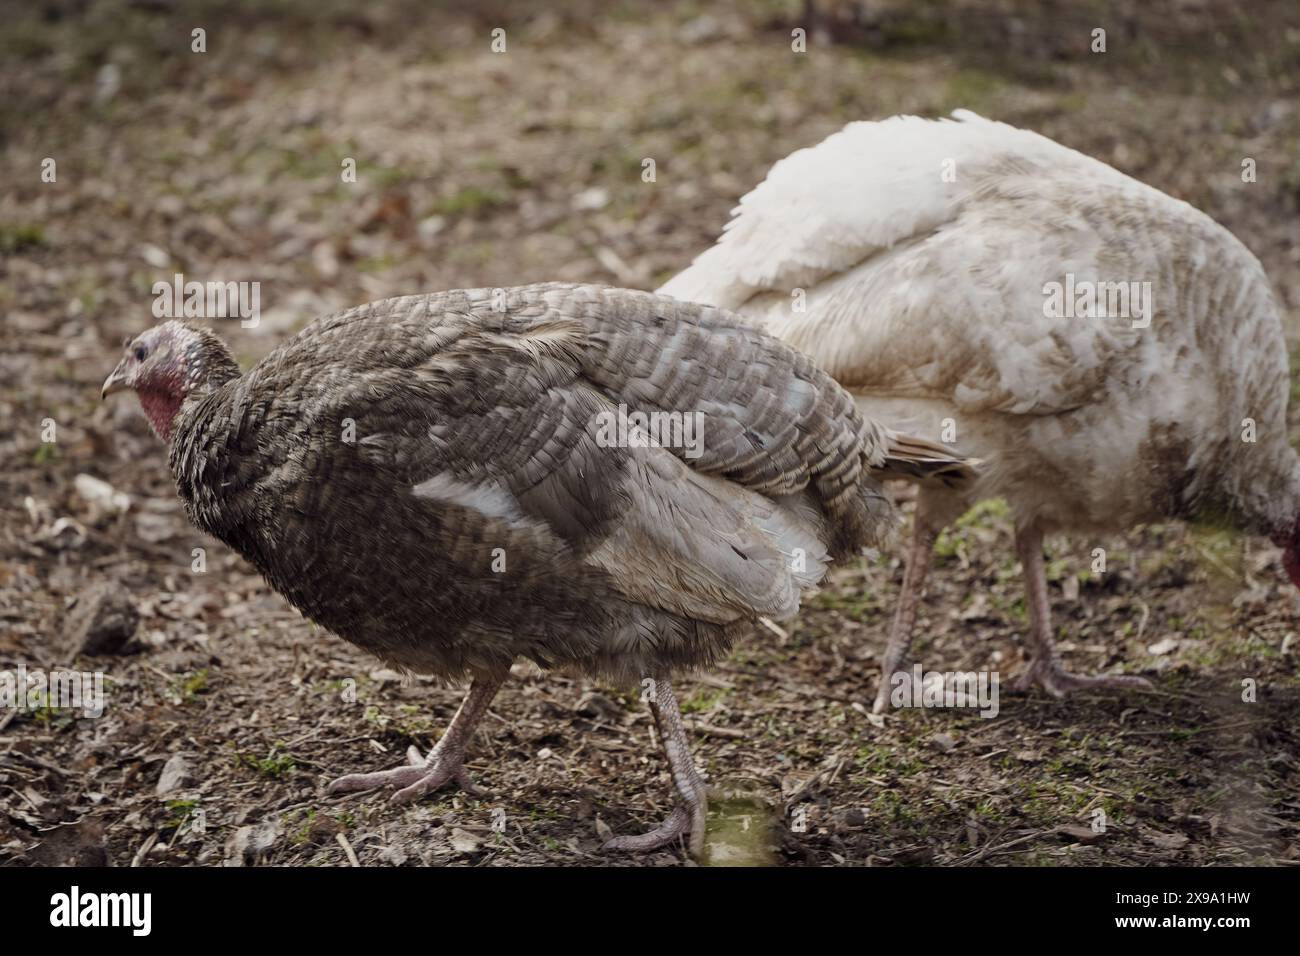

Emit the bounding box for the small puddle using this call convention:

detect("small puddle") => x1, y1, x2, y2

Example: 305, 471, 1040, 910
702, 795, 776, 867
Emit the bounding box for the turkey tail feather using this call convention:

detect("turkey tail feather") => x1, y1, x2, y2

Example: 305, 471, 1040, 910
877, 429, 980, 490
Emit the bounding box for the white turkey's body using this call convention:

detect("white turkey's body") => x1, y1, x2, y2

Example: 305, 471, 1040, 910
661, 110, 1300, 539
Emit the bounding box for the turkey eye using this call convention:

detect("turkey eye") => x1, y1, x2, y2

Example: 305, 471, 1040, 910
134, 345, 147, 361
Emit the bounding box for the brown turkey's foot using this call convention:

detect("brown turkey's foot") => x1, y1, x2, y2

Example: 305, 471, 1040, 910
327, 672, 503, 805
1013, 661, 1153, 697
605, 674, 708, 858
603, 802, 705, 856
327, 744, 481, 804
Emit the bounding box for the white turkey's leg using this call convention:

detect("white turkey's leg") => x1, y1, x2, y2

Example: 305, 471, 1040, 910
1012, 524, 1152, 696
605, 675, 708, 858
872, 502, 939, 713
327, 670, 505, 804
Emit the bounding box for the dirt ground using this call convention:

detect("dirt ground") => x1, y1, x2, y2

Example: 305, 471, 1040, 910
2, 1, 1299, 867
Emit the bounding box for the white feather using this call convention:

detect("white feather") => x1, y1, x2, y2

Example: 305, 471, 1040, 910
661, 110, 1300, 536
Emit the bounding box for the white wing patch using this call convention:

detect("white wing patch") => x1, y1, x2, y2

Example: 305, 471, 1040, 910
413, 473, 526, 523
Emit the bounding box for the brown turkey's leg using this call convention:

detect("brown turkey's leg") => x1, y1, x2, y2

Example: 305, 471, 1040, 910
327, 670, 505, 804
1012, 523, 1152, 696
872, 499, 939, 713
605, 675, 708, 858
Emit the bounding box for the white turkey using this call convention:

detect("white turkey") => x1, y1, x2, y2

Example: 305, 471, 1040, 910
661, 110, 1300, 712
101, 282, 972, 856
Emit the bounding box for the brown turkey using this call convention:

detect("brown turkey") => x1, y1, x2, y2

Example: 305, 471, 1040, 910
101, 282, 973, 857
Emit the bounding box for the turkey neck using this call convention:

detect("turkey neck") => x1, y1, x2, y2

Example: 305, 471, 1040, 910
164, 337, 242, 443
1226, 441, 1300, 540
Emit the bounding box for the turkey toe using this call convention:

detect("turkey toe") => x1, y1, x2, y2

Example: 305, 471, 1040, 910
1014, 662, 1153, 697
327, 754, 481, 803
326, 762, 432, 795
603, 805, 702, 855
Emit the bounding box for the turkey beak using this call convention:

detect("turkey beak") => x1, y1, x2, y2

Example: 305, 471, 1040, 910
101, 360, 131, 399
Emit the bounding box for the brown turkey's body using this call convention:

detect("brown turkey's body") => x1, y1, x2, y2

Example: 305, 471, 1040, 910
167, 283, 894, 684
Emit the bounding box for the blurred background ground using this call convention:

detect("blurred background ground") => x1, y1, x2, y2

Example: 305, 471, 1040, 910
1, 0, 1298, 866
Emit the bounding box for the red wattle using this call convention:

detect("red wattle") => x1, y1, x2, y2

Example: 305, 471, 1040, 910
137, 389, 183, 442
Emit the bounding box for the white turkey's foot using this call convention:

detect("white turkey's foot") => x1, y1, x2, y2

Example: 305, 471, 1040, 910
327, 744, 480, 804
604, 803, 704, 855
873, 507, 938, 715
1014, 661, 1153, 697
